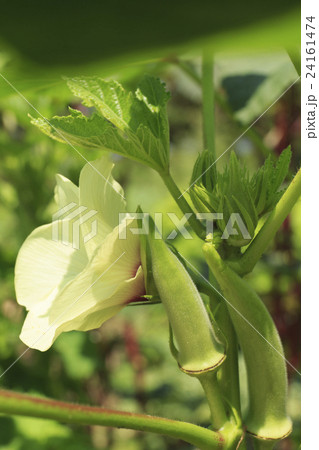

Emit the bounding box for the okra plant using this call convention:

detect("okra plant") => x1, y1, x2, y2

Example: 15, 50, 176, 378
0, 58, 301, 449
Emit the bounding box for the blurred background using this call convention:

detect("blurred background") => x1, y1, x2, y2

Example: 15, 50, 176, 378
0, 2, 301, 447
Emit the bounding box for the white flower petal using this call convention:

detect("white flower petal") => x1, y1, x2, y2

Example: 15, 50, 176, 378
19, 219, 144, 351
15, 223, 88, 311
67, 266, 144, 332
79, 155, 126, 257
54, 174, 79, 208
54, 174, 80, 209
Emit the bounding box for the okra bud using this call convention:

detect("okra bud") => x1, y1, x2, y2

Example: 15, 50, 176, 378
147, 229, 226, 375
203, 243, 292, 442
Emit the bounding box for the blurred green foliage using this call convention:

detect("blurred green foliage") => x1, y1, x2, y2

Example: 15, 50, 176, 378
0, 50, 300, 449
0, 1, 299, 72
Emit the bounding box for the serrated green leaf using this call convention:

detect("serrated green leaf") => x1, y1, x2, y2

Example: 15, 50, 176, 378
31, 109, 112, 147
243, 184, 258, 226
223, 196, 252, 246
209, 190, 220, 212
232, 195, 255, 238
223, 195, 233, 224
271, 146, 292, 194
226, 152, 257, 225
190, 147, 293, 247
255, 174, 268, 215
217, 196, 226, 232
189, 184, 212, 214
191, 153, 203, 184
135, 123, 169, 169
31, 111, 163, 171
190, 150, 215, 192
66, 78, 134, 130
251, 167, 263, 202
251, 150, 291, 216
263, 153, 276, 195
135, 75, 170, 149
32, 76, 171, 172
202, 154, 216, 192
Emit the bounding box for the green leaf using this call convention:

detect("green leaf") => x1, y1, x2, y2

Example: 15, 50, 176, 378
31, 109, 111, 147
270, 147, 292, 195
189, 149, 291, 247
232, 195, 256, 238
67, 78, 134, 130
135, 75, 171, 149
31, 112, 161, 171
250, 147, 292, 215
191, 150, 215, 192
189, 184, 212, 214
255, 173, 267, 215
32, 76, 171, 172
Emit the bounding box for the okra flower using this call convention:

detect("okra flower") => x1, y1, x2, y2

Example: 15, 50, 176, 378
15, 156, 145, 351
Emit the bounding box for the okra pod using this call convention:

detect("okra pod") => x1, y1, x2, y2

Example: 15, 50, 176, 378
147, 230, 226, 375
203, 243, 292, 442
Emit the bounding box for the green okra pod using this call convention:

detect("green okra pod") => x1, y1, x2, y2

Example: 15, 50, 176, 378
203, 242, 292, 443
146, 226, 226, 375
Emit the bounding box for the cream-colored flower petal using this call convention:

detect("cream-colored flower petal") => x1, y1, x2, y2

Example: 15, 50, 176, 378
79, 155, 126, 257
15, 223, 88, 311
66, 266, 144, 332
19, 268, 144, 351
54, 174, 79, 209
19, 219, 144, 351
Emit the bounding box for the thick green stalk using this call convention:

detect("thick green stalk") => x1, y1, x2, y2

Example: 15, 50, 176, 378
214, 301, 241, 420
198, 371, 243, 448
202, 51, 217, 183
160, 171, 206, 239
230, 169, 301, 275
207, 273, 241, 421
199, 371, 228, 429
202, 53, 216, 156
203, 243, 292, 442
0, 389, 225, 450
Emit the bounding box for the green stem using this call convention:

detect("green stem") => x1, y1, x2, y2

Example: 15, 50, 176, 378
160, 171, 206, 239
214, 301, 241, 421
202, 52, 217, 183
0, 389, 224, 450
230, 169, 301, 275
199, 371, 228, 430
175, 58, 271, 159
206, 272, 241, 422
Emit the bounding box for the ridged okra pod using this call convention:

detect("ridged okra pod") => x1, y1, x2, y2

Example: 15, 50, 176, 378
147, 230, 226, 375
203, 243, 292, 443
